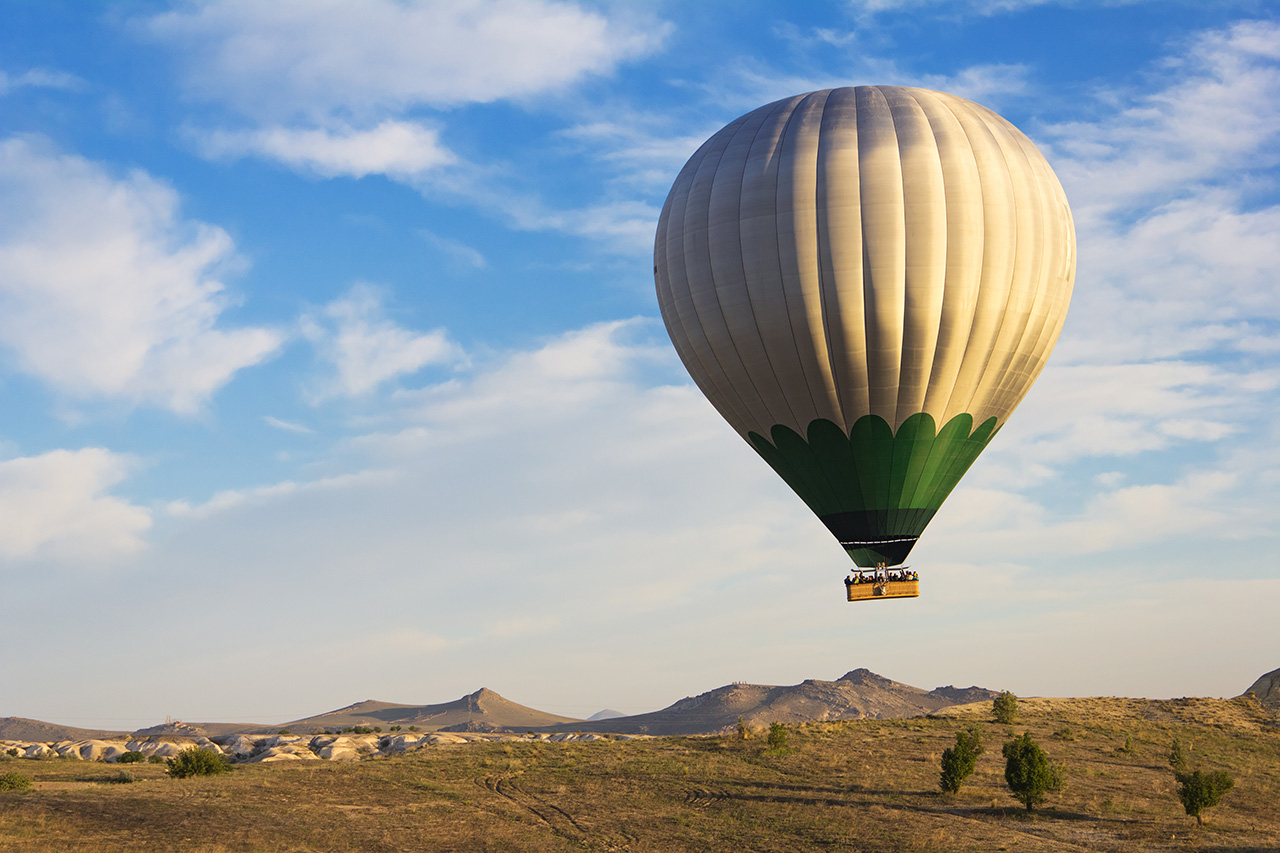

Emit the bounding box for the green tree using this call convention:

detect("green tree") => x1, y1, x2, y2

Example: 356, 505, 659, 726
166, 748, 232, 778
1175, 768, 1233, 825
1002, 733, 1064, 811
766, 722, 788, 752
939, 727, 985, 793
993, 691, 1018, 724
736, 716, 751, 740
1169, 738, 1189, 773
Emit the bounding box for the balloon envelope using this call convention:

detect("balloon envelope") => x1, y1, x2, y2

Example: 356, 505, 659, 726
654, 86, 1075, 566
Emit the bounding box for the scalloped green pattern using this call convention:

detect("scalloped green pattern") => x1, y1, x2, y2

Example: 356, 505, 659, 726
747, 413, 999, 566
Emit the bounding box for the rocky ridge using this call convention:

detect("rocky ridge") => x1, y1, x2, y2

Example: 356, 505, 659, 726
1242, 666, 1280, 715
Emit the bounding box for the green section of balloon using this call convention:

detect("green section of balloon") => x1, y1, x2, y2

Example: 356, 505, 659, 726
653, 86, 1075, 567
748, 414, 999, 566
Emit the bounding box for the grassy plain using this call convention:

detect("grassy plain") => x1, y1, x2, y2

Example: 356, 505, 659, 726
0, 696, 1276, 852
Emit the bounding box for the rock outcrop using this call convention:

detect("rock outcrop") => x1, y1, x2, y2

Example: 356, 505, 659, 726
1, 729, 635, 764
1242, 667, 1280, 716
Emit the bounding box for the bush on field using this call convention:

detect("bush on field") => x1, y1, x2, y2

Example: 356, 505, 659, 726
166, 748, 232, 778
1002, 733, 1064, 811
939, 727, 985, 794
117, 751, 146, 764
1174, 767, 1234, 825
765, 722, 789, 753
0, 771, 33, 792
993, 691, 1018, 724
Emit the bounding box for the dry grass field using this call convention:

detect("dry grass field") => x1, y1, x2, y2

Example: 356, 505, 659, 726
1, 696, 1276, 852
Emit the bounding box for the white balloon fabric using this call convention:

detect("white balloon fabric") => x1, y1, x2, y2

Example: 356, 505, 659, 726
654, 86, 1075, 567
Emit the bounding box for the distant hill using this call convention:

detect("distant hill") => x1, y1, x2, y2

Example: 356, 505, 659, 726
1242, 666, 1280, 716
280, 688, 582, 733
540, 669, 1000, 736
0, 671, 999, 742
587, 709, 626, 721
0, 717, 126, 742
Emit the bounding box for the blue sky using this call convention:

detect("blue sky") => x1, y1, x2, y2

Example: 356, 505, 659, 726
1, 0, 1277, 729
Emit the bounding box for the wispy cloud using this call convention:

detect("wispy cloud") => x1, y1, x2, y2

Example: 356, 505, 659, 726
953, 19, 1280, 496
0, 137, 282, 413
846, 0, 1084, 19
141, 0, 669, 120
302, 285, 464, 400
196, 120, 456, 179
0, 67, 83, 96
264, 416, 314, 435
146, 1, 673, 257
420, 230, 487, 269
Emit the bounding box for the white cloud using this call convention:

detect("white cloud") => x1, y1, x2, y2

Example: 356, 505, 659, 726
197, 120, 456, 179
380, 319, 673, 438
558, 120, 715, 192
420, 231, 487, 269
710, 52, 1031, 116
264, 416, 314, 434
0, 449, 150, 561
142, 0, 669, 120
847, 0, 1113, 17
150, 2, 672, 255
0, 68, 83, 95
933, 468, 1241, 558
1050, 20, 1280, 217
164, 469, 396, 520
0, 137, 283, 413
1042, 21, 1280, 364
989, 361, 1273, 479
302, 285, 463, 399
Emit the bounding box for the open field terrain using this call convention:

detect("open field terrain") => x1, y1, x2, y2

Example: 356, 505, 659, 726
1, 696, 1276, 852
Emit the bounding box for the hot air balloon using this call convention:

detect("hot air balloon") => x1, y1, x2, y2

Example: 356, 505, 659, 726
653, 86, 1075, 601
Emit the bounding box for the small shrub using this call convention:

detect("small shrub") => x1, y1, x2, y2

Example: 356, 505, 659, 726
940, 727, 985, 794
736, 716, 752, 741
147, 755, 165, 764
1052, 727, 1074, 741
1002, 733, 1064, 811
277, 729, 292, 736
765, 722, 788, 752
390, 725, 401, 732
4, 748, 15, 757
1175, 768, 1233, 825
1169, 738, 1189, 773
0, 771, 33, 792
166, 748, 232, 778
106, 770, 136, 784
993, 691, 1018, 725
408, 726, 418, 732
1116, 734, 1134, 754
117, 751, 146, 764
